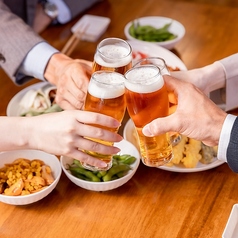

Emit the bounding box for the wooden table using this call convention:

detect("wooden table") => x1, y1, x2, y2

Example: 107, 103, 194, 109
1, 1, 238, 237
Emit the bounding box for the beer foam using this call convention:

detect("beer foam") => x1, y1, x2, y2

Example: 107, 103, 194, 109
125, 66, 164, 93
95, 45, 132, 67
88, 72, 125, 99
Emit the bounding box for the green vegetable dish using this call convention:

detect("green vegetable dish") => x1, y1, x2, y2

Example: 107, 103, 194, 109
129, 21, 177, 42
68, 154, 137, 182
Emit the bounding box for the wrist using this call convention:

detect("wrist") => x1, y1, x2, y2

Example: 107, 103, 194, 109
200, 61, 226, 93
44, 53, 72, 85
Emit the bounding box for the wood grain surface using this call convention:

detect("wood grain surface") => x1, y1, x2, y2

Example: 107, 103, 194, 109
1, 1, 238, 237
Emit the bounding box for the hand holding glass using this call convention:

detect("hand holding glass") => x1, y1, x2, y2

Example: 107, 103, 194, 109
125, 65, 173, 167
83, 71, 126, 171
133, 57, 181, 146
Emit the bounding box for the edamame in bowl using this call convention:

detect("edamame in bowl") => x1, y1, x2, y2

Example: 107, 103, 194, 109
60, 140, 140, 192
124, 16, 185, 50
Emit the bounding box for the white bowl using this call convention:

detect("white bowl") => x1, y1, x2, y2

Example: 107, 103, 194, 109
124, 16, 185, 50
60, 139, 140, 192
0, 150, 61, 205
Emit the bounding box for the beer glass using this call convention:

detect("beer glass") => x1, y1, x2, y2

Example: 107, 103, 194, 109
133, 57, 181, 146
92, 37, 133, 74
83, 70, 126, 171
124, 65, 173, 167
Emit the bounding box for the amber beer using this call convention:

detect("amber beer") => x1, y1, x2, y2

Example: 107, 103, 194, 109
83, 71, 126, 171
133, 57, 181, 146
92, 38, 132, 74
125, 65, 173, 167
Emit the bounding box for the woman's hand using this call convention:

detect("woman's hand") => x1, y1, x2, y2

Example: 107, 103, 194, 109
23, 110, 123, 169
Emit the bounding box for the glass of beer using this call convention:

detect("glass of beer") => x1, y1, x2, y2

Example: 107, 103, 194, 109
124, 65, 173, 167
83, 70, 126, 171
133, 57, 181, 146
92, 37, 132, 74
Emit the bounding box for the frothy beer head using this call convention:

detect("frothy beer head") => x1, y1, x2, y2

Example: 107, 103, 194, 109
88, 71, 125, 99
124, 65, 164, 93
95, 38, 132, 68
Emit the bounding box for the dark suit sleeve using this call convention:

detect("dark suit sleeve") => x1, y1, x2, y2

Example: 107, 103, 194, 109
227, 117, 238, 172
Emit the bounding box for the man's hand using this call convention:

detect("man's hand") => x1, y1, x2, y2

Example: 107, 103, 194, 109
44, 53, 92, 110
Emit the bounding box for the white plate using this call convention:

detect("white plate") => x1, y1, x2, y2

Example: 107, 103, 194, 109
127, 40, 187, 70
7, 82, 53, 117
123, 119, 225, 173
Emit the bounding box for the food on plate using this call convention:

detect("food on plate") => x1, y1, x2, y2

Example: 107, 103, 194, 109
68, 154, 137, 182
129, 22, 177, 42
19, 84, 62, 116
0, 158, 55, 196
131, 129, 217, 168
165, 136, 217, 168
131, 51, 181, 71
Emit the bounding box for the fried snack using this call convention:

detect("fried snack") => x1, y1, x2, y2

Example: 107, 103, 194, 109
181, 138, 202, 168
0, 158, 54, 196
200, 144, 218, 164
170, 135, 188, 165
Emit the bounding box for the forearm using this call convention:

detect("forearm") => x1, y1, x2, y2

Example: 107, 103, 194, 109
0, 117, 33, 151
200, 61, 226, 93
219, 53, 238, 111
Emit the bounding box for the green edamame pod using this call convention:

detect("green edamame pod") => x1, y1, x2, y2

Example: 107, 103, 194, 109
97, 170, 107, 178
71, 171, 91, 181
102, 164, 131, 182
69, 166, 101, 182
120, 156, 136, 165
113, 154, 131, 161
116, 170, 129, 178
72, 159, 84, 168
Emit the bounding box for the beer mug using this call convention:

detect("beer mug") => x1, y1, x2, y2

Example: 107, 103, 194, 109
93, 37, 133, 74
83, 70, 126, 171
124, 65, 173, 167
133, 57, 181, 146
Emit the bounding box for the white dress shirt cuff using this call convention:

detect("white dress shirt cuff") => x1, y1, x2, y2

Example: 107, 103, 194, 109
19, 42, 59, 81
217, 114, 237, 162
219, 53, 238, 111
48, 0, 71, 24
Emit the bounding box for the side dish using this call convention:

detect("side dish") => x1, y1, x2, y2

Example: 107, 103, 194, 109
0, 158, 55, 196
129, 22, 177, 42
19, 84, 62, 116
68, 154, 137, 182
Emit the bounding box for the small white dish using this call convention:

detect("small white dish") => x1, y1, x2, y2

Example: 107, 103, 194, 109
0, 150, 61, 205
71, 14, 111, 42
223, 204, 238, 238
123, 119, 224, 173
60, 139, 140, 192
124, 16, 185, 50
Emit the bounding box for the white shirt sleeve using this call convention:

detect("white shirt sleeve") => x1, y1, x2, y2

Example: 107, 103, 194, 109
19, 42, 59, 81
48, 0, 71, 24
217, 114, 237, 162
218, 53, 238, 111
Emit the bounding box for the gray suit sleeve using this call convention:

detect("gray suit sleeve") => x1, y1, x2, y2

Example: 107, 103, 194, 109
0, 1, 45, 84
227, 117, 238, 172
